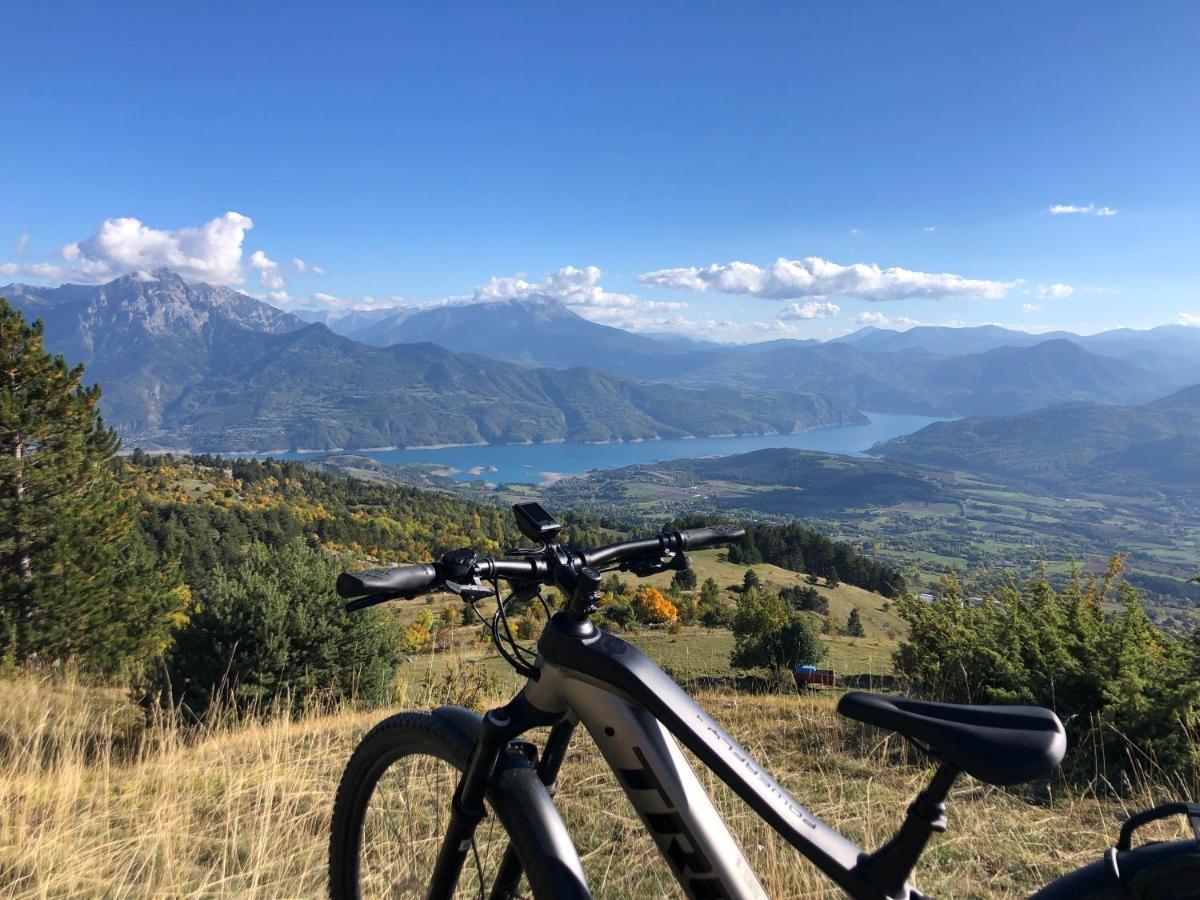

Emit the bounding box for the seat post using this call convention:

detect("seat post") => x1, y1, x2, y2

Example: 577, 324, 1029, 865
863, 762, 960, 898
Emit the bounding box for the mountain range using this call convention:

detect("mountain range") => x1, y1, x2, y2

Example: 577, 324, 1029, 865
874, 385, 1200, 489
4, 270, 1198, 453
1, 271, 862, 450
303, 292, 1195, 416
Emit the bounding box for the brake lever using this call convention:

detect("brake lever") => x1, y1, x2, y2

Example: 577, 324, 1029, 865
345, 593, 409, 613
622, 552, 691, 578
445, 580, 495, 603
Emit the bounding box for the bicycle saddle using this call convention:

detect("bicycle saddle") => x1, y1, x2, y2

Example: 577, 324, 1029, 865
837, 692, 1067, 786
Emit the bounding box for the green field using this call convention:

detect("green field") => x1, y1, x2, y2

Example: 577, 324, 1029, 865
392, 548, 904, 702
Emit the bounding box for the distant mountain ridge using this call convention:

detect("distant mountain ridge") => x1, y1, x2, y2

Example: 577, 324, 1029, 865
874, 385, 1200, 489
2, 269, 304, 430
344, 294, 692, 372
5, 270, 1197, 451
317, 296, 1190, 415
1, 272, 863, 451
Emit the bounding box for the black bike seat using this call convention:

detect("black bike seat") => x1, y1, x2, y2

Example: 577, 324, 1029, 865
837, 692, 1067, 786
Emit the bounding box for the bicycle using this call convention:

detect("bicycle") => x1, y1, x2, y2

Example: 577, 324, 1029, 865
329, 502, 1200, 899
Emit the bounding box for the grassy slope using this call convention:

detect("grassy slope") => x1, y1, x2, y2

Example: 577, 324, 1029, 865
2, 674, 1189, 899
392, 548, 906, 689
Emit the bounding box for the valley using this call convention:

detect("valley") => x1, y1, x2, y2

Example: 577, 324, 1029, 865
4, 268, 1197, 622
532, 448, 1200, 623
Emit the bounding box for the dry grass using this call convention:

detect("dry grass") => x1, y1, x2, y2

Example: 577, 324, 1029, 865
0, 670, 1190, 899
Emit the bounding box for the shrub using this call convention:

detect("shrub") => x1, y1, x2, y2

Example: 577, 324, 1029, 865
671, 567, 698, 592
894, 559, 1200, 788
700, 603, 732, 629
602, 602, 635, 630
632, 586, 678, 625
730, 589, 826, 673
780, 584, 827, 615
162, 541, 401, 714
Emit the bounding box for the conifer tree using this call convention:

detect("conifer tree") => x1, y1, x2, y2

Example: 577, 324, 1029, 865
0, 300, 187, 672
845, 607, 865, 637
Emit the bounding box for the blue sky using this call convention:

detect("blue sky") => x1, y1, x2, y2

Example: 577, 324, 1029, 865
3, 1, 1197, 340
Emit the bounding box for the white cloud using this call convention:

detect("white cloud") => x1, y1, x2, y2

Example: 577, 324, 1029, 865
0, 213, 336, 292
638, 256, 1011, 301
1040, 283, 1074, 300
59, 211, 255, 284
1177, 313, 1200, 327
1023, 303, 1044, 314
854, 311, 921, 330
306, 291, 407, 312
249, 250, 286, 290
1049, 204, 1118, 217
779, 301, 839, 320
292, 257, 327, 275
923, 225, 937, 232
471, 265, 686, 330
249, 250, 277, 271
4, 212, 257, 284
296, 265, 686, 329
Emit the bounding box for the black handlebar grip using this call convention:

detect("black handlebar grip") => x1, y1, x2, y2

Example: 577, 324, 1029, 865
676, 524, 747, 550
336, 563, 441, 599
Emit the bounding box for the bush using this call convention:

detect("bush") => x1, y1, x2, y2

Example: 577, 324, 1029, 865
730, 589, 826, 673
894, 560, 1200, 788
700, 603, 733, 629
671, 567, 698, 592
632, 586, 678, 625
674, 594, 700, 626
602, 602, 636, 630
162, 541, 401, 714
780, 584, 827, 615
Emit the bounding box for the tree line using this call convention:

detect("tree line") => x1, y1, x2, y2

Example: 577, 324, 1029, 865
663, 514, 905, 598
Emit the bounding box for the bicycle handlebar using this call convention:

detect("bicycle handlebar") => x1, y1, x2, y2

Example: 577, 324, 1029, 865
336, 524, 746, 605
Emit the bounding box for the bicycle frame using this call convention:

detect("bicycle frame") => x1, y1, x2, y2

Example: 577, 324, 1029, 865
429, 612, 910, 900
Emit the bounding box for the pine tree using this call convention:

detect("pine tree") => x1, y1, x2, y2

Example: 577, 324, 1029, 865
0, 300, 187, 672
845, 607, 865, 637
671, 565, 698, 592
742, 568, 761, 592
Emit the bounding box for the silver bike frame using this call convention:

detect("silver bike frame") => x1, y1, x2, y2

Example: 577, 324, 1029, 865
527, 623, 888, 899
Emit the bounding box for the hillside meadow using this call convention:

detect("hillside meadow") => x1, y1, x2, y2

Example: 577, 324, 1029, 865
3, 654, 1193, 899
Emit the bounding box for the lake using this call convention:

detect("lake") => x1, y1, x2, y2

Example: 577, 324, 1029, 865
278, 413, 944, 485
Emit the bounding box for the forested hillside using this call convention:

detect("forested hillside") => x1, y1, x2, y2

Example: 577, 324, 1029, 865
875, 384, 1200, 489
2, 278, 863, 451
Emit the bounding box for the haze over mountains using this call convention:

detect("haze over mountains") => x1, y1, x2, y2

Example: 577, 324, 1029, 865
4, 270, 1198, 453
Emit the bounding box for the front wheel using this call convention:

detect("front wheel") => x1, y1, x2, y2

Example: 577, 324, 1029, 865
329, 709, 587, 900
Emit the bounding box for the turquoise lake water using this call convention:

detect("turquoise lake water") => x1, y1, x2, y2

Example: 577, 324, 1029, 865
277, 413, 944, 485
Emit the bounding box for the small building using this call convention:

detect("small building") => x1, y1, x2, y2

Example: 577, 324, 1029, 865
917, 592, 936, 604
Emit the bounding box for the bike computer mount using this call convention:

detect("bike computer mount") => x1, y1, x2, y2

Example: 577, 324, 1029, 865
512, 502, 562, 544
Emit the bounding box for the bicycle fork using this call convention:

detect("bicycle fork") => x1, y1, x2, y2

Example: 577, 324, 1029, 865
425, 695, 572, 900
